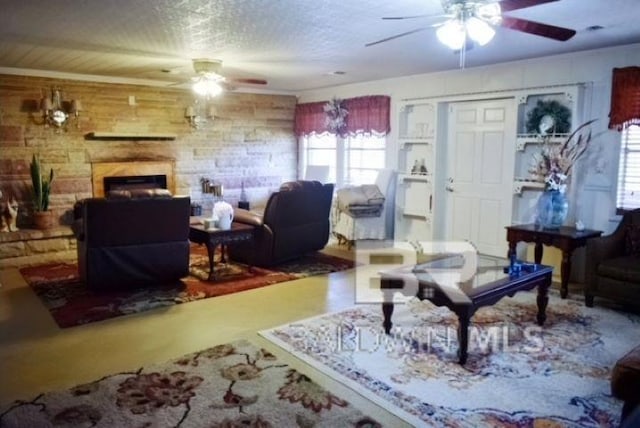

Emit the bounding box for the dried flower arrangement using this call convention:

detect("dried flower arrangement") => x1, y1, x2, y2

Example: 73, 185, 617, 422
528, 119, 596, 192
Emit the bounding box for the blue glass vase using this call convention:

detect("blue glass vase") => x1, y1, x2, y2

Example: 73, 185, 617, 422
536, 190, 568, 229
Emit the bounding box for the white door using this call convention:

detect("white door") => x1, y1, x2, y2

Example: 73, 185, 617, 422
443, 99, 516, 257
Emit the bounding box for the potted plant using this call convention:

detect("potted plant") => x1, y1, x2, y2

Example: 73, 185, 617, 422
30, 154, 56, 230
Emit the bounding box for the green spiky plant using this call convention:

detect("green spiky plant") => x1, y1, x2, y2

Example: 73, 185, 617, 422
30, 154, 54, 212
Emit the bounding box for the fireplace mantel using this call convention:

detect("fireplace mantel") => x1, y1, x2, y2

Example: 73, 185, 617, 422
85, 132, 177, 141
91, 161, 175, 197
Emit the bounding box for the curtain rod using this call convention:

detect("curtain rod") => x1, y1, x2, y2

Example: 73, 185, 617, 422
401, 82, 591, 102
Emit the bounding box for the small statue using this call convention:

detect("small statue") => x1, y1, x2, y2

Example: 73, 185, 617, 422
0, 194, 20, 232
419, 159, 428, 175
411, 160, 420, 175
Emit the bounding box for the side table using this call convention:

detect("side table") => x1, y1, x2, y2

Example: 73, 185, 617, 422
189, 222, 255, 281
505, 224, 602, 298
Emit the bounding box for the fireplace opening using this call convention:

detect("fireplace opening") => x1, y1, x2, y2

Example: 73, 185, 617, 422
104, 174, 167, 193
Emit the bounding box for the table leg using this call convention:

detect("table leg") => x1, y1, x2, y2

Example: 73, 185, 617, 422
507, 241, 517, 259
382, 302, 394, 334
560, 250, 572, 299
536, 275, 551, 325
205, 242, 216, 281
457, 314, 470, 365
534, 242, 543, 264
220, 244, 227, 263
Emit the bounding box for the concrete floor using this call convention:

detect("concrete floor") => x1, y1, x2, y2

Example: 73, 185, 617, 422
0, 243, 411, 427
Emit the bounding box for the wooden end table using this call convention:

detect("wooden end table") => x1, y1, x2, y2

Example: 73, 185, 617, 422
189, 222, 255, 281
505, 224, 602, 299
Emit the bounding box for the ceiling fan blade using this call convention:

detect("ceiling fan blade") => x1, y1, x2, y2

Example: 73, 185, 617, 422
229, 78, 268, 85
500, 16, 576, 41
382, 14, 431, 20
382, 13, 450, 20
498, 0, 559, 12
365, 27, 429, 47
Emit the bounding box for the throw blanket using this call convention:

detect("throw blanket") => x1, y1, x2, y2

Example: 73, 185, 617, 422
337, 184, 385, 218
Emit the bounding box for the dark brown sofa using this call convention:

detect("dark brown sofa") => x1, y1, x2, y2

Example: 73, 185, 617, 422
228, 180, 334, 267
585, 208, 640, 308
72, 189, 191, 290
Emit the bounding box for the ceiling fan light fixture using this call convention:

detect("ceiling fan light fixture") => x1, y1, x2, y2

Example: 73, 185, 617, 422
466, 16, 495, 46
192, 77, 223, 98
476, 2, 501, 25
437, 19, 466, 50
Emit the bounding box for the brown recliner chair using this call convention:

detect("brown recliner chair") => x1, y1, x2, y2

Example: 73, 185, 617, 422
228, 180, 334, 267
585, 208, 640, 308
73, 190, 191, 290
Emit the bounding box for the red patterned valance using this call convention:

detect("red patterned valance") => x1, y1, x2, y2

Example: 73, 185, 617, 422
294, 101, 327, 137
609, 66, 640, 131
294, 95, 390, 137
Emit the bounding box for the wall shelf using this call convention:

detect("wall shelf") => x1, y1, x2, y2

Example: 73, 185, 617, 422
399, 138, 432, 148
400, 174, 431, 183
515, 134, 568, 151
396, 100, 436, 241
85, 132, 177, 141
513, 179, 545, 195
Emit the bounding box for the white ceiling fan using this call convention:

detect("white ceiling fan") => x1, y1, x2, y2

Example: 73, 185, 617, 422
366, 0, 576, 50
180, 58, 268, 97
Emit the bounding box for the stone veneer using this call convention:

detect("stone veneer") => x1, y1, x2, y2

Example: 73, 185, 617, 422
0, 227, 76, 268
0, 74, 297, 267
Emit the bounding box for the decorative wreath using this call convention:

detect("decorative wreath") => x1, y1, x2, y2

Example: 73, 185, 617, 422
324, 98, 348, 134
525, 99, 571, 134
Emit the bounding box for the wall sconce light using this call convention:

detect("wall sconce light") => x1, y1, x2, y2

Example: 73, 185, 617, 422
40, 88, 82, 128
185, 105, 198, 129
185, 103, 216, 130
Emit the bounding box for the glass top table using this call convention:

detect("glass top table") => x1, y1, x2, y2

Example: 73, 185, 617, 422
379, 254, 553, 364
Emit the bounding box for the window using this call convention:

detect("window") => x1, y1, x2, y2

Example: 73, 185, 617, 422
617, 125, 640, 211
301, 133, 338, 184
300, 133, 386, 187
344, 134, 386, 185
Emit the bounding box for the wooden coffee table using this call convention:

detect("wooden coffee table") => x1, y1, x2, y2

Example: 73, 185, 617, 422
189, 222, 255, 281
380, 255, 553, 364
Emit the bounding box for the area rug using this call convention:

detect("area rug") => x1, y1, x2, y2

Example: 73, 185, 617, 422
19, 246, 354, 328
261, 291, 640, 427
0, 339, 380, 427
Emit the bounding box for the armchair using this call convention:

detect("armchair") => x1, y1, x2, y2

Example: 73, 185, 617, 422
585, 208, 640, 308
332, 168, 396, 249
229, 180, 334, 267
73, 190, 191, 290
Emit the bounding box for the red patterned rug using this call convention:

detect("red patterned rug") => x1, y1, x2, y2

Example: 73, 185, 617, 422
19, 245, 354, 328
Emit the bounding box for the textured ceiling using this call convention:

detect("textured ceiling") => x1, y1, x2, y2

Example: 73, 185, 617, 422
1, 0, 639, 93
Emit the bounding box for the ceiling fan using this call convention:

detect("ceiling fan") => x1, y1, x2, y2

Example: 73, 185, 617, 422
182, 58, 267, 97
365, 0, 576, 49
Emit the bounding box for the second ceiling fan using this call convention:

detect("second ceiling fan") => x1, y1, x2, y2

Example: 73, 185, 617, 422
366, 0, 576, 49
188, 58, 267, 97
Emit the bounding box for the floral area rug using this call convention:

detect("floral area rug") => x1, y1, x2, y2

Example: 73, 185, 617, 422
20, 245, 354, 328
0, 339, 380, 427
261, 291, 640, 427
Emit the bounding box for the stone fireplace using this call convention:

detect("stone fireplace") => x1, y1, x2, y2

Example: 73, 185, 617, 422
91, 161, 175, 197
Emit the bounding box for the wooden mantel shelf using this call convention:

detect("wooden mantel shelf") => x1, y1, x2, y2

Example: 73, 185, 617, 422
85, 132, 177, 141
